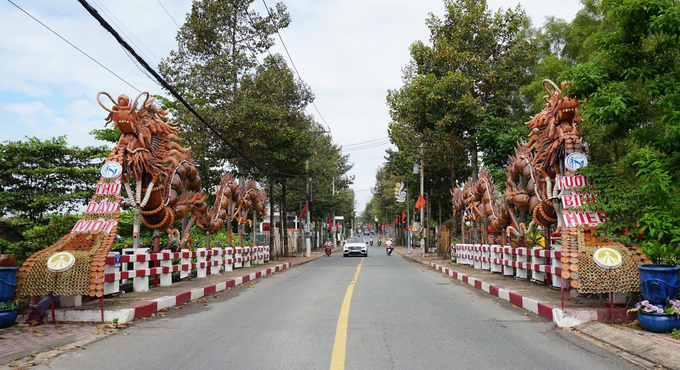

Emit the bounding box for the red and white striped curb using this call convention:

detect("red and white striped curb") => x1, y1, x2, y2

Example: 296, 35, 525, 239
426, 261, 607, 327
53, 262, 291, 324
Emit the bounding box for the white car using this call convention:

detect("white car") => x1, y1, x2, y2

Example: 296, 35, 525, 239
344, 237, 368, 257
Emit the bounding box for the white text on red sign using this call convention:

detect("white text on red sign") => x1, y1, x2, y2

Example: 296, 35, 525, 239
561, 194, 598, 208
71, 219, 118, 233
556, 175, 591, 190
85, 200, 120, 214
562, 211, 608, 227
95, 181, 121, 195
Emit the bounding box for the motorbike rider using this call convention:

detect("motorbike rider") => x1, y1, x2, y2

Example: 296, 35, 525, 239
370, 235, 374, 244
385, 238, 393, 249
325, 238, 333, 249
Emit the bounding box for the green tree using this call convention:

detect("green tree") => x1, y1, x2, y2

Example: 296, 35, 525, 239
159, 0, 308, 183
0, 136, 108, 221
387, 0, 536, 189
0, 136, 109, 260
565, 0, 680, 263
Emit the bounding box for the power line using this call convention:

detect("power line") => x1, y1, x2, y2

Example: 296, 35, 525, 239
261, 0, 332, 136
91, 0, 161, 64
6, 0, 139, 92
343, 141, 392, 152
156, 0, 181, 29
77, 0, 305, 181
344, 137, 389, 148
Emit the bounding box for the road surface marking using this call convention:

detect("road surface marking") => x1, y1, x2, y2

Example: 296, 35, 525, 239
330, 258, 363, 370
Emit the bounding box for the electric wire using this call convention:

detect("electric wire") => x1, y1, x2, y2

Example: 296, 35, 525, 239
240, 5, 329, 141
77, 0, 306, 181
6, 0, 139, 92
343, 141, 392, 152
344, 136, 389, 147
261, 0, 332, 136
91, 0, 161, 64
156, 0, 181, 29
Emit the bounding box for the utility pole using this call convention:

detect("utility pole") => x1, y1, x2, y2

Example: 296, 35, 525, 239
305, 160, 311, 257
331, 177, 336, 247
420, 144, 425, 257
407, 183, 411, 253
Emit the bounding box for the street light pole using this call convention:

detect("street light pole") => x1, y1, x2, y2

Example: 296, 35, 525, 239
406, 183, 411, 253
305, 160, 311, 257
420, 145, 425, 257
332, 177, 336, 247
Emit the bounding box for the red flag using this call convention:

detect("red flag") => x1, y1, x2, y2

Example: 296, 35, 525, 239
395, 216, 398, 225
328, 219, 332, 228
301, 203, 307, 217
402, 211, 406, 222
415, 194, 426, 211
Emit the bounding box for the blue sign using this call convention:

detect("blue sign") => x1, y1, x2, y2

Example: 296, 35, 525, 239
114, 254, 121, 268
565, 153, 588, 172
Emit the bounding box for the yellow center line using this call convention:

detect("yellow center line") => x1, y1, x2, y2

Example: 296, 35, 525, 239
330, 258, 364, 370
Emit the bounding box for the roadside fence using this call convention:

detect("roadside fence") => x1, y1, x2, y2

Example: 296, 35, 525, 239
451, 243, 565, 289
103, 245, 270, 295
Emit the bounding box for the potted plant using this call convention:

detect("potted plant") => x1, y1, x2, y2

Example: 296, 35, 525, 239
0, 299, 18, 329
637, 240, 679, 305
628, 299, 680, 333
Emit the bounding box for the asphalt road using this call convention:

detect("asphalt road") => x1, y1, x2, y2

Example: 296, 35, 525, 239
44, 234, 641, 370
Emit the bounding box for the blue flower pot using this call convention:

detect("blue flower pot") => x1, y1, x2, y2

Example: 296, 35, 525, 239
638, 311, 680, 333
0, 267, 17, 302
0, 307, 17, 329
638, 265, 680, 305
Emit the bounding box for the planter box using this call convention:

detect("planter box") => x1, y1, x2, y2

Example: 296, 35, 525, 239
638, 265, 680, 305
0, 308, 17, 329
638, 311, 680, 333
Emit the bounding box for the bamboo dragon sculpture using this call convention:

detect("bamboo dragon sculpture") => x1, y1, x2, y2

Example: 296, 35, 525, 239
17, 91, 267, 298
452, 80, 643, 294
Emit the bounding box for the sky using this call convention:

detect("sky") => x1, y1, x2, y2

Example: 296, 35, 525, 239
0, 0, 583, 214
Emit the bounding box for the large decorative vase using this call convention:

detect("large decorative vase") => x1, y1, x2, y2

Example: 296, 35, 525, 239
0, 254, 15, 267
0, 267, 18, 303
638, 311, 680, 333
0, 307, 17, 329
638, 265, 680, 305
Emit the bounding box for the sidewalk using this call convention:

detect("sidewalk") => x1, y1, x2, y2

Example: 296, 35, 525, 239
396, 246, 680, 370
0, 247, 333, 367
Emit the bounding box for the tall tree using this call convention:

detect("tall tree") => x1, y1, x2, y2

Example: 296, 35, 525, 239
159, 0, 297, 182
564, 0, 680, 263
387, 0, 536, 188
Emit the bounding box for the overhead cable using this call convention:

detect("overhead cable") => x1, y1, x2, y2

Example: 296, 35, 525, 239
77, 0, 304, 180
261, 0, 332, 136
7, 0, 139, 92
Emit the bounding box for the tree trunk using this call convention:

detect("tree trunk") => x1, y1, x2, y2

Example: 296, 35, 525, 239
282, 181, 288, 256
449, 155, 458, 238
470, 139, 478, 181
269, 178, 275, 260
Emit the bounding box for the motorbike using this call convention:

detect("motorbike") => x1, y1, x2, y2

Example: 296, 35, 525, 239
325, 244, 332, 256
386, 245, 393, 255
378, 240, 382, 246
370, 240, 373, 246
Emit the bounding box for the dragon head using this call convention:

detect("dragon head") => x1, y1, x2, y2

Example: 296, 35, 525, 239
97, 91, 150, 139
525, 80, 583, 171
